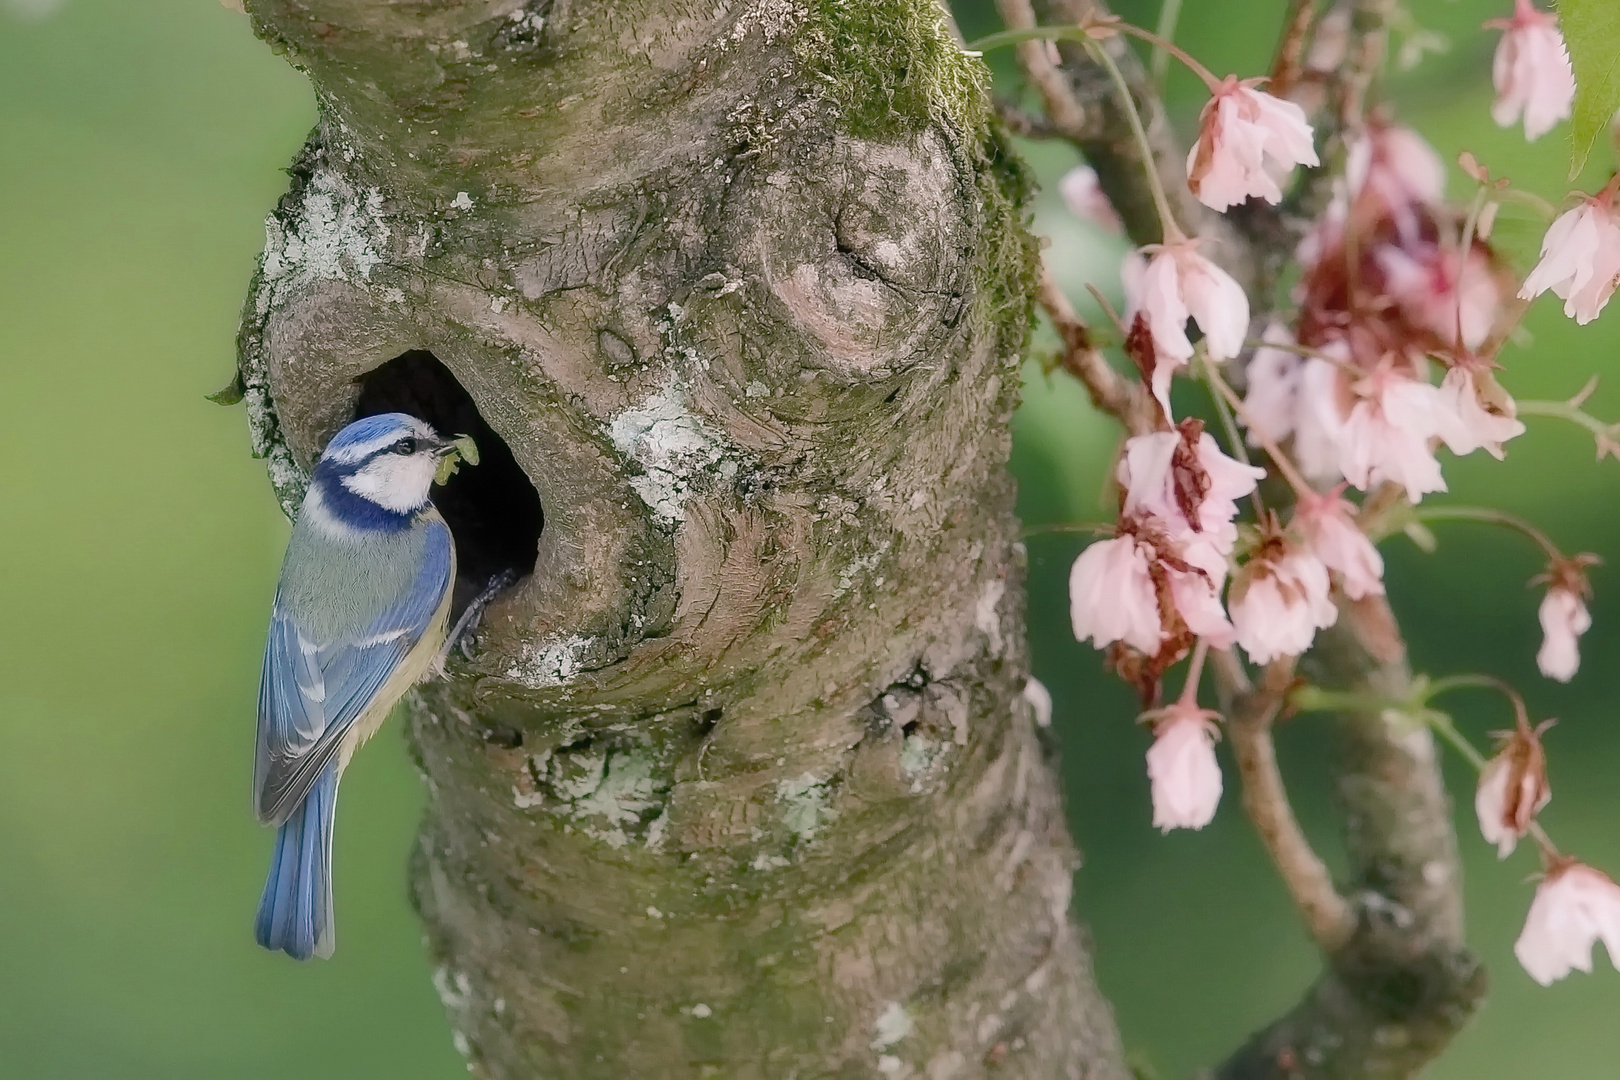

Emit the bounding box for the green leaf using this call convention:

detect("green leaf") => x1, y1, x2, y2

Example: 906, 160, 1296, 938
433, 434, 480, 485
205, 370, 245, 406
1560, 0, 1620, 178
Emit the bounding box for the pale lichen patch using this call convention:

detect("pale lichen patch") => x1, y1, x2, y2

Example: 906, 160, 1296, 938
607, 383, 735, 524
872, 1001, 914, 1049
506, 634, 591, 687
776, 772, 835, 841
257, 168, 390, 317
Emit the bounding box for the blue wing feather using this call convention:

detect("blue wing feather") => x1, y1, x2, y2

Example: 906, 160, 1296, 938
254, 517, 453, 826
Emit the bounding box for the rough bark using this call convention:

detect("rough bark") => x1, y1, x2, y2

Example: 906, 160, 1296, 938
233, 1, 1128, 1077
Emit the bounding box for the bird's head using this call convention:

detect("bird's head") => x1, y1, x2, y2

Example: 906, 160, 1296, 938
313, 413, 462, 515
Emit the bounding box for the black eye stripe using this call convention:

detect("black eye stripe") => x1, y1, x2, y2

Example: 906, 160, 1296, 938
393, 437, 419, 455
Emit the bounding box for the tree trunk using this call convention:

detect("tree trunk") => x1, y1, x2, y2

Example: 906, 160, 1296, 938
234, 2, 1129, 1077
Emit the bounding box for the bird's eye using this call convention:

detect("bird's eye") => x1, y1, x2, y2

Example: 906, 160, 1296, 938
394, 438, 418, 455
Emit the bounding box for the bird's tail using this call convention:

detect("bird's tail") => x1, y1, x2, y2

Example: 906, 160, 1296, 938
255, 763, 339, 960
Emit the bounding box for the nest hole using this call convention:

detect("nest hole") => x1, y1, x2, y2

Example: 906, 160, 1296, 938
354, 351, 543, 617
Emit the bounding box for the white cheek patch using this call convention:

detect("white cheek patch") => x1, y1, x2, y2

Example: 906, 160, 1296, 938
340, 453, 439, 512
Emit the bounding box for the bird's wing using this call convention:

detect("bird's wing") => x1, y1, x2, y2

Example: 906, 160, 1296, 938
254, 519, 453, 825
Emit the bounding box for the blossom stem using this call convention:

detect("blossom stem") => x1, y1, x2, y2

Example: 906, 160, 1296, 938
1426, 711, 1489, 773
1515, 396, 1620, 460
1411, 504, 1564, 561
1454, 185, 1489, 351
1201, 360, 1315, 498
1239, 336, 1362, 375
1084, 39, 1187, 242
1179, 637, 1209, 706
967, 22, 1224, 93
1149, 0, 1185, 90
1196, 355, 1266, 515
1425, 671, 1530, 727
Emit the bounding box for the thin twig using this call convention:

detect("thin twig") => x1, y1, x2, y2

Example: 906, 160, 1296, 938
1036, 261, 1145, 427
993, 0, 1098, 146
1268, 0, 1316, 98
1215, 653, 1356, 953
994, 98, 1065, 140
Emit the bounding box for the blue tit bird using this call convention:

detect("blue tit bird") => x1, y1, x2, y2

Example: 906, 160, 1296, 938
253, 412, 464, 961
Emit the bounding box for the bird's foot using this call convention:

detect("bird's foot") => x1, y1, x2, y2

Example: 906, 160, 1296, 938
437, 570, 519, 673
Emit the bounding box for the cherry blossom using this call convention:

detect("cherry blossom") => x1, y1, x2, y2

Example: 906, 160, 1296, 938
1166, 566, 1237, 647
1515, 862, 1620, 985
1059, 165, 1123, 234
1230, 543, 1338, 664
1537, 584, 1591, 683
1118, 424, 1265, 546
1242, 324, 1302, 446
1292, 490, 1385, 600
1346, 123, 1446, 210
1435, 365, 1525, 460
1335, 365, 1449, 501
1374, 241, 1503, 351
1487, 0, 1576, 143
1145, 701, 1224, 831
1187, 77, 1320, 212
1070, 535, 1162, 656
1519, 197, 1620, 325
1134, 241, 1251, 412
1476, 719, 1551, 859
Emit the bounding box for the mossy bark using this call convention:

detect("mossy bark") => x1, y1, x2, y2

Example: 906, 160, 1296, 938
234, 2, 1128, 1077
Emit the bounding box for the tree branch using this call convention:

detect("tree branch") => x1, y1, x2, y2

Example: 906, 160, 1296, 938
1213, 596, 1485, 1080
1215, 652, 1356, 954
1035, 260, 1146, 429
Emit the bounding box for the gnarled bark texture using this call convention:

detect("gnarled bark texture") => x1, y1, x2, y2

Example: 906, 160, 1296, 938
234, 1, 1128, 1077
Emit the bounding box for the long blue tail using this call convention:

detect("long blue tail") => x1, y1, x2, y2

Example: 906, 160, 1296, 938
255, 764, 339, 960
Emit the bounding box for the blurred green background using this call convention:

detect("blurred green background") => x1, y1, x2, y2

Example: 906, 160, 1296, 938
0, 0, 1615, 1076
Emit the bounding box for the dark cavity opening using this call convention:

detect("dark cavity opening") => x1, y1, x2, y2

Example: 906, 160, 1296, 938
354, 351, 543, 618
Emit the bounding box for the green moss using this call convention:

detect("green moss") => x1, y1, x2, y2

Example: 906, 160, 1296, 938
798, 0, 1038, 377
799, 0, 989, 139
974, 120, 1041, 368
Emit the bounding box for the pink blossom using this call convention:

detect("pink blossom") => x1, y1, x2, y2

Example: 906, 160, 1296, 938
1435, 366, 1525, 460
1188, 77, 1319, 212
1070, 536, 1162, 655
1537, 585, 1591, 682
1145, 702, 1224, 831
1118, 426, 1264, 544
1475, 721, 1551, 859
1488, 0, 1575, 142
1242, 324, 1302, 446
1294, 351, 1353, 486
1059, 165, 1123, 234
1519, 198, 1620, 325
1167, 567, 1236, 647
1346, 124, 1446, 209
1336, 366, 1448, 501
1374, 242, 1502, 351
1293, 491, 1385, 600
1515, 862, 1620, 985
1134, 241, 1251, 411
1230, 547, 1338, 664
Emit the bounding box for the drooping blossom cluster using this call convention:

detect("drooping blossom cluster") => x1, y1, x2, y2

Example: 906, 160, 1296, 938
1046, 0, 1619, 990
1516, 862, 1620, 986
1187, 76, 1320, 212
1487, 0, 1576, 142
